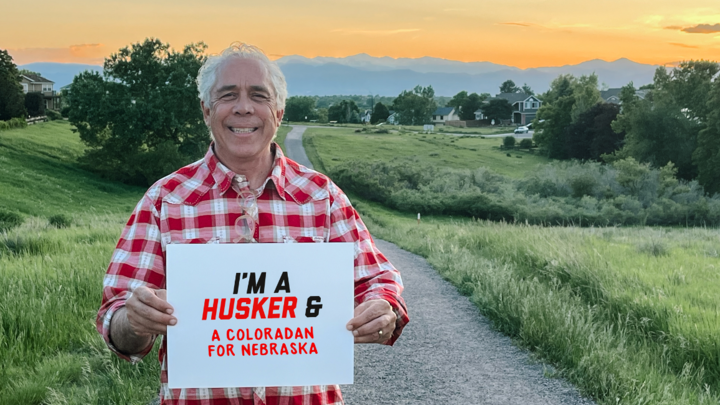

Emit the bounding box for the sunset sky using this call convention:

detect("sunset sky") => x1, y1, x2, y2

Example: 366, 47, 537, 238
2, 0, 719, 68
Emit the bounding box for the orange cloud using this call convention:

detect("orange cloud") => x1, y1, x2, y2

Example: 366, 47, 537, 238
500, 22, 532, 27
682, 23, 720, 33
8, 44, 107, 65
669, 42, 699, 48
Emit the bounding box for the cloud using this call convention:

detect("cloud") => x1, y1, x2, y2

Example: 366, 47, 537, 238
664, 25, 684, 30
500, 22, 532, 27
331, 28, 420, 36
8, 44, 107, 65
669, 42, 700, 48
682, 23, 720, 33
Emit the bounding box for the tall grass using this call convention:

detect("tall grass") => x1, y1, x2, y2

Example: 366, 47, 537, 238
353, 199, 720, 404
0, 215, 161, 404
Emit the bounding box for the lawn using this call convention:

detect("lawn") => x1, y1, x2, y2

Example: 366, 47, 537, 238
302, 127, 549, 178
0, 121, 145, 218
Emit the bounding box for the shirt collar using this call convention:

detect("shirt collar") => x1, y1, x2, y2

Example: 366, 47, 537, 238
205, 143, 291, 201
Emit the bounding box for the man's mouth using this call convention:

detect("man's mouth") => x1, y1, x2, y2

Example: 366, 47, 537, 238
229, 127, 258, 134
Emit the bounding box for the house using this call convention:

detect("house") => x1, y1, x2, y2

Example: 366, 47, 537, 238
387, 110, 398, 124
431, 107, 459, 125
20, 73, 61, 110
360, 109, 371, 123
485, 93, 541, 125
601, 88, 650, 104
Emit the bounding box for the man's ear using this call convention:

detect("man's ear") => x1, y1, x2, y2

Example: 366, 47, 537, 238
275, 109, 285, 126
201, 100, 211, 125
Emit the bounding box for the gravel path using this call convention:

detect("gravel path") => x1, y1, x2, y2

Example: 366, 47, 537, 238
285, 126, 595, 405
283, 126, 314, 168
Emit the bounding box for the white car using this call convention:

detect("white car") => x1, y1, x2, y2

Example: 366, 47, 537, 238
514, 126, 529, 134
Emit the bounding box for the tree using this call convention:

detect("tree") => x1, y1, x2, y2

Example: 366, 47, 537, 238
393, 85, 436, 125
370, 102, 390, 124
565, 103, 624, 161
24, 92, 44, 117
533, 74, 575, 159
499, 80, 520, 93
480, 99, 512, 123
328, 100, 360, 123
0, 49, 26, 120
446, 91, 468, 111
570, 73, 602, 122
68, 38, 209, 186
521, 83, 534, 95
693, 78, 720, 195
284, 96, 316, 122
534, 73, 601, 159
18, 69, 40, 76
613, 61, 719, 180
459, 93, 487, 120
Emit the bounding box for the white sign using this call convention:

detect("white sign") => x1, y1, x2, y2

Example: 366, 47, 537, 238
166, 243, 355, 388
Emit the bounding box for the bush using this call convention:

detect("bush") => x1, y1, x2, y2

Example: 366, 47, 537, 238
48, 214, 72, 228
24, 92, 45, 117
327, 157, 720, 227
46, 109, 62, 121
519, 138, 533, 149
60, 106, 71, 118
503, 136, 516, 148
0, 117, 28, 131
0, 210, 24, 232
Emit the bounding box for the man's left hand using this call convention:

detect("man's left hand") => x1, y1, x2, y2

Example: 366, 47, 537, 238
346, 299, 396, 344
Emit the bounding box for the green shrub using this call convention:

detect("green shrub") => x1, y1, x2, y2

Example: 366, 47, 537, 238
0, 117, 28, 131
46, 109, 62, 121
328, 158, 720, 227
0, 210, 24, 232
60, 106, 71, 118
519, 138, 533, 149
48, 214, 73, 228
503, 136, 516, 148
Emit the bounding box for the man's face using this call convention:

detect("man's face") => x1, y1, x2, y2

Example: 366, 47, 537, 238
202, 58, 284, 166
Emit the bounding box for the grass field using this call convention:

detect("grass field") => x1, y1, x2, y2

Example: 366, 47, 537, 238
302, 127, 549, 178
353, 201, 720, 404
2, 121, 720, 404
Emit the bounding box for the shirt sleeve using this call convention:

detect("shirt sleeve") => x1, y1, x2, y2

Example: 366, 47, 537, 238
327, 182, 409, 346
96, 192, 166, 362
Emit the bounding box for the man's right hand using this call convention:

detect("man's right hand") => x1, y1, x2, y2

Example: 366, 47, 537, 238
110, 287, 176, 355
125, 287, 177, 336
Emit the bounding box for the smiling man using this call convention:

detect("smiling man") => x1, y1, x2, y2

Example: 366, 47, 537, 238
96, 43, 409, 405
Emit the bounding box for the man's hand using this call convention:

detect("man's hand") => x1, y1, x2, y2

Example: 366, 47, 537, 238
345, 299, 396, 344
110, 287, 176, 355
125, 287, 176, 336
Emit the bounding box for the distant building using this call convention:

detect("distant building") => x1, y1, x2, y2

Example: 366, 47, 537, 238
431, 106, 459, 125
360, 109, 371, 123
387, 110, 398, 124
485, 93, 541, 125
601, 88, 650, 104
20, 73, 61, 110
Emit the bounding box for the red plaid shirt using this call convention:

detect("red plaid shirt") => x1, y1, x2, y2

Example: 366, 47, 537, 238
97, 144, 409, 405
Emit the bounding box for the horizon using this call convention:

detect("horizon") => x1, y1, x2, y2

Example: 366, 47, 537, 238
3, 0, 719, 68
17, 55, 667, 70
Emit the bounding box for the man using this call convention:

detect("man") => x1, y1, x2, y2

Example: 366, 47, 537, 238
96, 43, 409, 405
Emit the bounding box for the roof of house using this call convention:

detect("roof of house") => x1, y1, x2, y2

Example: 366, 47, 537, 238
601, 88, 622, 101
492, 92, 534, 104
433, 107, 455, 116
21, 73, 54, 83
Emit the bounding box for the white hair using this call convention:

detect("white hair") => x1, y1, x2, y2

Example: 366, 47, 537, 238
197, 42, 287, 110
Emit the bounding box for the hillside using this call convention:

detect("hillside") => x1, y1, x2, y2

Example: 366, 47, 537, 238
0, 121, 144, 218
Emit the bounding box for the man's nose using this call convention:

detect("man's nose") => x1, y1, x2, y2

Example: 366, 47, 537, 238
232, 93, 254, 115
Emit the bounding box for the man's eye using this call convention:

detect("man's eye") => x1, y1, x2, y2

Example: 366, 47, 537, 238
252, 93, 269, 100
221, 93, 236, 100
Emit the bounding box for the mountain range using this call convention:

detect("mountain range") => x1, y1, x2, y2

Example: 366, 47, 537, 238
21, 55, 659, 96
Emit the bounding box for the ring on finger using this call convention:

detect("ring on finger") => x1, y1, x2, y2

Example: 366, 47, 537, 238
378, 329, 383, 339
